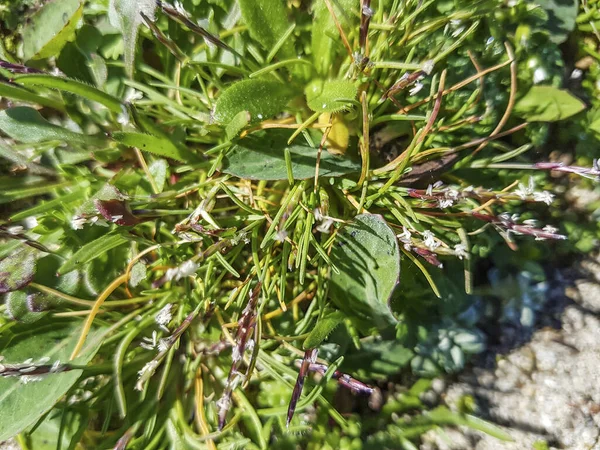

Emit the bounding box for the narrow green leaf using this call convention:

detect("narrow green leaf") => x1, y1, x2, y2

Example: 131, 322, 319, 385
58, 232, 129, 275
303, 311, 345, 349
305, 79, 358, 113
238, 0, 295, 59
426, 407, 513, 441
213, 79, 294, 125
108, 0, 157, 77
0, 322, 104, 441
0, 82, 65, 111
223, 130, 361, 180
14, 74, 123, 113
112, 132, 198, 163
22, 0, 83, 61
0, 107, 105, 146
329, 214, 400, 330
514, 86, 585, 122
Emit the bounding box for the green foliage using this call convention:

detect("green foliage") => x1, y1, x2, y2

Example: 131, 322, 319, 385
223, 129, 361, 180
213, 79, 295, 125
330, 214, 400, 330
0, 322, 104, 441
21, 0, 83, 61
514, 86, 585, 121
305, 79, 358, 113
0, 0, 595, 447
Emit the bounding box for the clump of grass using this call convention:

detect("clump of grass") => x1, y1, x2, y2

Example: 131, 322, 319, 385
0, 0, 595, 447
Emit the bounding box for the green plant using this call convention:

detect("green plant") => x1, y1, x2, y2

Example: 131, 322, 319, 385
0, 0, 594, 448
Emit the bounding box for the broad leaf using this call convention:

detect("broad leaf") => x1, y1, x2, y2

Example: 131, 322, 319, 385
112, 132, 198, 162
0, 107, 105, 146
514, 86, 585, 122
537, 0, 578, 44
108, 0, 157, 77
25, 408, 87, 450
238, 0, 295, 59
0, 322, 104, 441
5, 291, 47, 324
303, 311, 345, 349
0, 247, 37, 294
329, 214, 400, 329
22, 0, 83, 61
213, 79, 294, 125
305, 79, 357, 113
311, 0, 354, 75
58, 232, 129, 275
222, 130, 361, 180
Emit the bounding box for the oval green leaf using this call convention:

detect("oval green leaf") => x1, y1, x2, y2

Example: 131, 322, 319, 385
305, 79, 357, 113
329, 214, 400, 330
238, 0, 295, 59
0, 247, 37, 294
22, 0, 83, 61
0, 322, 104, 441
213, 79, 294, 125
222, 129, 361, 180
514, 86, 585, 122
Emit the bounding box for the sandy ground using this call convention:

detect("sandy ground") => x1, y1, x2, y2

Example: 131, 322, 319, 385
422, 253, 600, 450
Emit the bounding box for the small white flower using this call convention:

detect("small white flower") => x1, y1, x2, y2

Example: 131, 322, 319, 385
140, 330, 158, 350
454, 243, 468, 260
409, 81, 424, 96
426, 184, 434, 196
232, 346, 241, 363
515, 177, 535, 200
397, 226, 412, 243
313, 207, 324, 221
522, 219, 537, 227
542, 225, 559, 234
117, 106, 130, 126
533, 67, 548, 84
316, 217, 334, 234
136, 360, 160, 390
71, 216, 86, 230
21, 375, 43, 384
23, 358, 33, 365
50, 360, 62, 373
216, 394, 231, 415
111, 215, 123, 223
24, 216, 38, 229
422, 230, 440, 250
166, 260, 199, 282
362, 5, 374, 16
246, 339, 255, 352
124, 88, 143, 103
155, 304, 173, 329
570, 69, 583, 80
19, 366, 37, 373
89, 216, 109, 227
451, 26, 465, 38
38, 356, 50, 364
7, 226, 23, 235
439, 198, 454, 208
533, 191, 554, 205
157, 338, 170, 352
